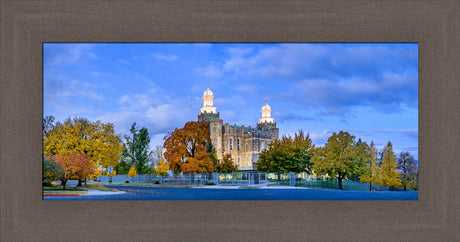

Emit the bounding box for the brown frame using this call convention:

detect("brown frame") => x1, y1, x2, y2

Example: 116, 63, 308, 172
1, 1, 459, 241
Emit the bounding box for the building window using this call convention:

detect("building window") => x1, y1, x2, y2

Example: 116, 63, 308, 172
218, 139, 221, 150
238, 157, 240, 166
246, 143, 248, 152
237, 138, 240, 151
229, 138, 233, 150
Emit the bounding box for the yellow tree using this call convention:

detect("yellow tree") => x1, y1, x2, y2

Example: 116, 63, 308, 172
43, 117, 124, 186
92, 122, 125, 169
156, 158, 170, 176
359, 141, 381, 191
379, 141, 402, 190
128, 165, 137, 178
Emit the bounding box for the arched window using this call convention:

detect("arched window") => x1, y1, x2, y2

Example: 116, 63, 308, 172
229, 138, 233, 150
237, 138, 240, 151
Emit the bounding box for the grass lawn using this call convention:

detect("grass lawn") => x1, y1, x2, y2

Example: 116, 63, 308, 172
43, 184, 118, 195
87, 180, 197, 188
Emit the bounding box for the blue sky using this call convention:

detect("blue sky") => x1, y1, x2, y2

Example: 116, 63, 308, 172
44, 43, 418, 159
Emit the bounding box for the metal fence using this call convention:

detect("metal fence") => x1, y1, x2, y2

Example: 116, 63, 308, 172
94, 172, 411, 191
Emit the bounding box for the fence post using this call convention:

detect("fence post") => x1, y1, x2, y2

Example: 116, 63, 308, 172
289, 172, 295, 186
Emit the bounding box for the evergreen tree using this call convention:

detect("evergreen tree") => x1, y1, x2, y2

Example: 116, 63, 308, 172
359, 141, 381, 191
123, 122, 151, 174
379, 142, 402, 190
206, 142, 219, 171
216, 154, 239, 173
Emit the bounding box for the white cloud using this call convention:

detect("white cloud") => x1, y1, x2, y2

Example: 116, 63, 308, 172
309, 130, 334, 145
152, 53, 178, 62
45, 44, 98, 67
234, 84, 258, 96
292, 72, 417, 114
50, 79, 104, 101
226, 47, 254, 56
117, 59, 129, 64
195, 65, 223, 78
118, 94, 153, 111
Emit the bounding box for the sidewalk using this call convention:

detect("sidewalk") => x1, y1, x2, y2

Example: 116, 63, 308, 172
192, 185, 310, 189
82, 190, 127, 196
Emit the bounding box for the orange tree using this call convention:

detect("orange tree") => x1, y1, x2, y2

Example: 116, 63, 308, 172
50, 152, 93, 189
163, 121, 213, 174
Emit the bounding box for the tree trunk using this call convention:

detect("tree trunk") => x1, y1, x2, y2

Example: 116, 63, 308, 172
277, 172, 281, 181
369, 182, 372, 191
62, 179, 67, 190
77, 179, 82, 186
404, 185, 406, 191
338, 177, 343, 190
84, 178, 87, 185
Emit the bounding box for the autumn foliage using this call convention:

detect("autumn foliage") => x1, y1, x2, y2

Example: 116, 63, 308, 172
106, 170, 117, 177
128, 165, 137, 177
43, 117, 124, 186
51, 152, 95, 189
163, 121, 213, 174
155, 158, 170, 176
44, 117, 124, 170
379, 142, 402, 189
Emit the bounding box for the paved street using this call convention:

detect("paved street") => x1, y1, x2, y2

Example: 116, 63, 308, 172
43, 185, 418, 200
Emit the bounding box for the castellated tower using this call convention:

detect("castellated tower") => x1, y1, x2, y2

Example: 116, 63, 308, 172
198, 87, 224, 160
198, 87, 279, 170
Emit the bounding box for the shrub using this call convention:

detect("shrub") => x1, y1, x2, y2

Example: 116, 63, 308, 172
125, 180, 129, 183
205, 181, 215, 185
154, 181, 160, 184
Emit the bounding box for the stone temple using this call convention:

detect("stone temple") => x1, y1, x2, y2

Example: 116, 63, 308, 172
198, 87, 279, 170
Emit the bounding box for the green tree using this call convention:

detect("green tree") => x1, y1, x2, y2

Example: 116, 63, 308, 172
43, 158, 63, 186
312, 131, 368, 190
123, 122, 151, 174
359, 141, 381, 191
216, 154, 239, 173
397, 151, 417, 191
255, 130, 314, 179
115, 159, 131, 175
206, 142, 219, 169
350, 139, 370, 181
379, 142, 402, 190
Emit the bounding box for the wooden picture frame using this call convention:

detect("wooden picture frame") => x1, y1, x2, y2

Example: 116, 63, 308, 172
1, 1, 458, 241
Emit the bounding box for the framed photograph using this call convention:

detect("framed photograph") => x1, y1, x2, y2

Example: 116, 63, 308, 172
42, 43, 419, 201
1, 1, 458, 241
